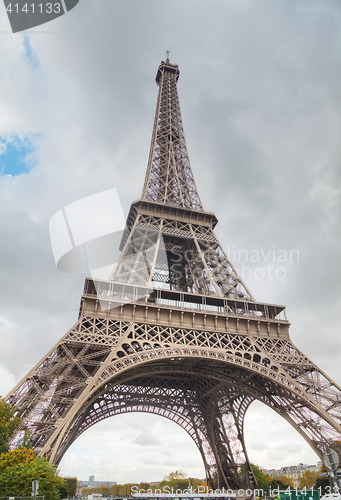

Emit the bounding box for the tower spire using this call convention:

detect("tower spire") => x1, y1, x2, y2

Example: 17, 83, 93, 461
141, 59, 203, 211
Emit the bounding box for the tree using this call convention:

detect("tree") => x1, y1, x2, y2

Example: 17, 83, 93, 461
0, 447, 64, 499
238, 464, 270, 491
59, 483, 68, 498
299, 470, 319, 489
250, 464, 271, 491
139, 482, 151, 491
268, 477, 288, 492
315, 475, 329, 494
280, 475, 295, 488
17, 429, 34, 450
164, 470, 187, 481
242, 465, 292, 495
0, 397, 20, 454
174, 478, 191, 491
191, 478, 204, 492
64, 477, 77, 497
110, 484, 123, 496
123, 483, 137, 496
159, 472, 190, 493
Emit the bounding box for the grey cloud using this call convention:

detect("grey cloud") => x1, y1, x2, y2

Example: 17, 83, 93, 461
133, 429, 161, 447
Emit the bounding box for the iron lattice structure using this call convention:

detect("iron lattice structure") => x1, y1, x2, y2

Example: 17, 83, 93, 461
6, 58, 341, 489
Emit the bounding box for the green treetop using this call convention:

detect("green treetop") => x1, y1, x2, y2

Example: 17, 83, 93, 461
0, 397, 20, 454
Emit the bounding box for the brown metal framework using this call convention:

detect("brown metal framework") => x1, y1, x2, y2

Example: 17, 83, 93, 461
6, 58, 341, 489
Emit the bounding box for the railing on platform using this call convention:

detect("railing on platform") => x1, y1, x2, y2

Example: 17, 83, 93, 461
83, 278, 288, 322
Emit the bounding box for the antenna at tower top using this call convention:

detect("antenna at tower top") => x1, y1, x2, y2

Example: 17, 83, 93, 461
166, 50, 170, 63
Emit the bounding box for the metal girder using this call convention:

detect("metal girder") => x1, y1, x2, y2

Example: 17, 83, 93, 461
142, 60, 203, 211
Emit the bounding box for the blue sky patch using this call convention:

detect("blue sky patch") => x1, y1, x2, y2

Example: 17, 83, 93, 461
23, 36, 39, 69
0, 136, 38, 177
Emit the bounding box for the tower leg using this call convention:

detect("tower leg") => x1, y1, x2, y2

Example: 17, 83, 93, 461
199, 388, 253, 490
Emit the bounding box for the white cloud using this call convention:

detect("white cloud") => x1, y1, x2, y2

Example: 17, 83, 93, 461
59, 414, 204, 482
0, 365, 17, 398
133, 429, 161, 447
244, 401, 318, 469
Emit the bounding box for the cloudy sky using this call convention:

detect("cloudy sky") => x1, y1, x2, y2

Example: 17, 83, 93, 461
1, 0, 341, 484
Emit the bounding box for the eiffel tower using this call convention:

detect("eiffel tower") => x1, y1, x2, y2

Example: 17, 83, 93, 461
6, 56, 341, 490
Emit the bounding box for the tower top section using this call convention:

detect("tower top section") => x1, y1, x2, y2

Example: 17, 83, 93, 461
155, 59, 180, 85
141, 59, 203, 211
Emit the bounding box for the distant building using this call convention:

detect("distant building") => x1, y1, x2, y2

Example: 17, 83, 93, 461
262, 463, 321, 487
94, 481, 116, 487
79, 479, 116, 488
